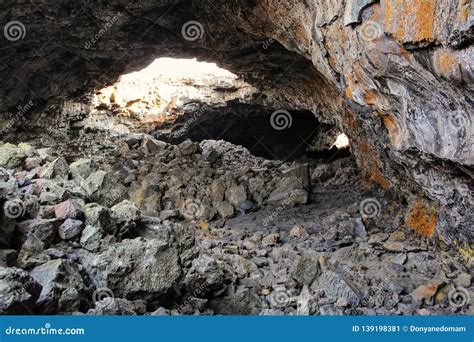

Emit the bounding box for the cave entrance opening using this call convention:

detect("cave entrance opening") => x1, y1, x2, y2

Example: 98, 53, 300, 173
92, 57, 351, 162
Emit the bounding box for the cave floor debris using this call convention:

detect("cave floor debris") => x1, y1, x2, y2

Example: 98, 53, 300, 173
0, 135, 472, 316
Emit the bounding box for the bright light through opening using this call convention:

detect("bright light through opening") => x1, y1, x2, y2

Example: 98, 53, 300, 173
121, 58, 237, 82
92, 58, 246, 125
332, 133, 350, 149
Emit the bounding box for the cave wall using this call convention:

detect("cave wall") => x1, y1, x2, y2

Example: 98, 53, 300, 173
0, 0, 472, 244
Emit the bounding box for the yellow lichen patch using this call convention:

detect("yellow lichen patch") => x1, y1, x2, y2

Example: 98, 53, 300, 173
382, 114, 400, 145
406, 200, 437, 238
459, 244, 474, 267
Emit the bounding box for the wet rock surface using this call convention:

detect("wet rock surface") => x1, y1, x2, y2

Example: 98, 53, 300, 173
0, 137, 472, 315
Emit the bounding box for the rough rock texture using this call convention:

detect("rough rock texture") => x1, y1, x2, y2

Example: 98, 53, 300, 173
0, 0, 472, 246
0, 136, 472, 315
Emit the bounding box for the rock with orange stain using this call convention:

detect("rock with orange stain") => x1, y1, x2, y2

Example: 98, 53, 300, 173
411, 281, 441, 303
353, 139, 391, 189
383, 0, 435, 44
406, 201, 437, 238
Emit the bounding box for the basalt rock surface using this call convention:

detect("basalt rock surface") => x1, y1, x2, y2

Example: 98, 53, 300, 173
0, 137, 472, 315
0, 0, 472, 247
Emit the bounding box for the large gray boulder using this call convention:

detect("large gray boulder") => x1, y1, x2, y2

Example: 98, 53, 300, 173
30, 259, 85, 314
0, 267, 42, 314
81, 237, 181, 300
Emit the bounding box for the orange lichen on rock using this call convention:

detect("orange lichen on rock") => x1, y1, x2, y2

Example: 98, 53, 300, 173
406, 200, 437, 238
355, 139, 391, 189
382, 114, 400, 145
459, 0, 470, 22
433, 49, 456, 76
384, 0, 435, 43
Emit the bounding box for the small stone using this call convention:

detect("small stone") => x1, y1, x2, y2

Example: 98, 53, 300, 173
290, 225, 308, 238
202, 147, 220, 163
159, 210, 179, 221
54, 199, 85, 220
243, 239, 257, 250
225, 183, 247, 207
211, 179, 225, 202
216, 201, 234, 219
141, 136, 167, 154
411, 282, 439, 303
237, 200, 253, 215
456, 273, 472, 288
392, 253, 407, 265
84, 203, 112, 234
290, 252, 321, 286
58, 219, 84, 240
262, 233, 279, 247
110, 200, 140, 222
124, 133, 144, 147
80, 225, 103, 252
0, 249, 17, 267
336, 297, 350, 308
69, 158, 92, 180
418, 308, 431, 316
383, 241, 404, 252
179, 140, 199, 155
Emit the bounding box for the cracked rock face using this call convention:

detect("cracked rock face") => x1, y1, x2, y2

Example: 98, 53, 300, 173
0, 1, 472, 244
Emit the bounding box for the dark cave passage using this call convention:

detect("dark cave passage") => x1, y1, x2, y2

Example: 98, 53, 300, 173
156, 101, 349, 161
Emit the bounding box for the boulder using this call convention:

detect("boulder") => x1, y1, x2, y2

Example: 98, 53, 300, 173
81, 238, 181, 299
80, 225, 103, 252
58, 219, 84, 240
30, 259, 85, 313
0, 267, 42, 314
17, 234, 49, 269
290, 252, 322, 286
69, 158, 92, 180
267, 177, 307, 205
39, 157, 69, 180
15, 219, 60, 247
54, 199, 85, 220
110, 200, 140, 237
